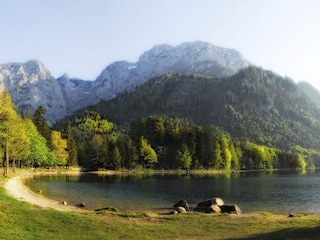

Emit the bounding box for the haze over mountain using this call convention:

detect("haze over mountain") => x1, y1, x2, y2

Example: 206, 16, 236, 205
297, 81, 320, 107
0, 40, 319, 127
0, 41, 251, 123
83, 67, 320, 151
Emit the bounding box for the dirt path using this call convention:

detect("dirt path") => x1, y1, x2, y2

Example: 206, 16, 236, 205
4, 175, 86, 212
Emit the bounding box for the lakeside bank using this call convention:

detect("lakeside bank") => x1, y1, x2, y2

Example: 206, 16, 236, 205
2, 170, 320, 239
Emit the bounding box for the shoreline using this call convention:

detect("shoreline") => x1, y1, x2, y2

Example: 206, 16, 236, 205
4, 169, 320, 216
3, 174, 87, 212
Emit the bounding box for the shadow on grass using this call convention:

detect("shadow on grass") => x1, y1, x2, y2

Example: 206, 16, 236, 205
231, 225, 320, 240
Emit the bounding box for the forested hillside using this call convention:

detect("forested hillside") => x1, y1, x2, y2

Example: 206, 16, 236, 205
84, 66, 320, 151
3, 65, 320, 173
49, 66, 320, 171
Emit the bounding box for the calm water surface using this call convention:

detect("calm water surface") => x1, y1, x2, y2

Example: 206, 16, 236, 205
24, 169, 320, 213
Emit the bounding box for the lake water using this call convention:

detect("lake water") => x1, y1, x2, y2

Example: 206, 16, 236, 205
24, 169, 320, 214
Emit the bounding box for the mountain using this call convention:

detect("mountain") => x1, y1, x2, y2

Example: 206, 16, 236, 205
84, 67, 320, 150
56, 74, 93, 115
0, 60, 66, 124
297, 81, 320, 107
0, 41, 251, 123
61, 41, 251, 113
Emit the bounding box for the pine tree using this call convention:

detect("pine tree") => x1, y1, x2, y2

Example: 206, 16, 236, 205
33, 106, 51, 144
66, 121, 78, 167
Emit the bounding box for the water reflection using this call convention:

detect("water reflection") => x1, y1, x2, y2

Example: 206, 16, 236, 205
25, 169, 320, 213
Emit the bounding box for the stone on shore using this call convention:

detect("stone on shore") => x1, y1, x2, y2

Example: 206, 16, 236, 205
220, 204, 242, 214
173, 200, 189, 211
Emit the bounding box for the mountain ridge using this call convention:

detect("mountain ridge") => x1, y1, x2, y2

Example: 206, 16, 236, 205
0, 40, 319, 126
0, 41, 252, 123
83, 67, 320, 150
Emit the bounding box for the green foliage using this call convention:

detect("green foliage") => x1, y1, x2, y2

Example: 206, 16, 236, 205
138, 136, 158, 168
0, 90, 74, 172
241, 141, 278, 170
0, 90, 19, 173
24, 119, 50, 166
66, 121, 78, 166
33, 106, 51, 143
177, 144, 192, 170
78, 118, 114, 134
51, 131, 68, 165
50, 67, 320, 171
83, 68, 320, 152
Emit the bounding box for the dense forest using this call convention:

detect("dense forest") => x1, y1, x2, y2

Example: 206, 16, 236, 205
2, 66, 320, 173
54, 112, 320, 171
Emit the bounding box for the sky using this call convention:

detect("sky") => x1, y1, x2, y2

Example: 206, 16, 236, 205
1, 0, 320, 90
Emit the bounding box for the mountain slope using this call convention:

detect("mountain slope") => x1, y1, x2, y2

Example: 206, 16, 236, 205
0, 41, 251, 124
0, 60, 66, 124
85, 66, 320, 150
297, 81, 320, 107
88, 41, 251, 106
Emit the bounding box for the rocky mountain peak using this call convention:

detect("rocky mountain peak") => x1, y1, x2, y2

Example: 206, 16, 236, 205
138, 41, 250, 72
89, 41, 252, 107
0, 41, 253, 124
0, 60, 66, 125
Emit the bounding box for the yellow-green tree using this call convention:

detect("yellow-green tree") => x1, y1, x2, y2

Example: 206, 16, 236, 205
9, 116, 30, 171
24, 119, 49, 166
0, 90, 26, 174
178, 144, 192, 170
51, 131, 68, 165
139, 136, 158, 168
219, 133, 232, 170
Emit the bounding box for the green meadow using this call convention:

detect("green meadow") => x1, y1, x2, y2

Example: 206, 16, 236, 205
1, 175, 320, 240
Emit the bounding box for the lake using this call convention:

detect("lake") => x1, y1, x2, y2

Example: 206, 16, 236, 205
24, 169, 320, 214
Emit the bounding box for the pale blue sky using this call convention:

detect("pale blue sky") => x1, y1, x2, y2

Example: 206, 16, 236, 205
1, 0, 320, 90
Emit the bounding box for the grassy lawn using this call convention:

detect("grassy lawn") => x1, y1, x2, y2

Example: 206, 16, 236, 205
1, 175, 320, 239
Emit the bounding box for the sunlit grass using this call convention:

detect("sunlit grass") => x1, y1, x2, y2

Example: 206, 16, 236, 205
1, 175, 320, 239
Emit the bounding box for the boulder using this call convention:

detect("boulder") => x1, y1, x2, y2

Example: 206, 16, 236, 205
175, 206, 187, 213
220, 204, 242, 214
205, 204, 221, 214
169, 209, 178, 215
173, 200, 189, 211
194, 198, 224, 212
212, 198, 225, 206
170, 206, 187, 214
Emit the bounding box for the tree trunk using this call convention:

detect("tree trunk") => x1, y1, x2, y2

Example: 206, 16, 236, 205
12, 157, 16, 173
5, 137, 9, 175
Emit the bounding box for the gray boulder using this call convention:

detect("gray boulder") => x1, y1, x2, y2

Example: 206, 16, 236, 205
205, 204, 221, 213
194, 198, 224, 212
173, 200, 190, 211
220, 204, 242, 214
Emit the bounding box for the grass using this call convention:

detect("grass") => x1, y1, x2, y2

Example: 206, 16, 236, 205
1, 176, 320, 239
